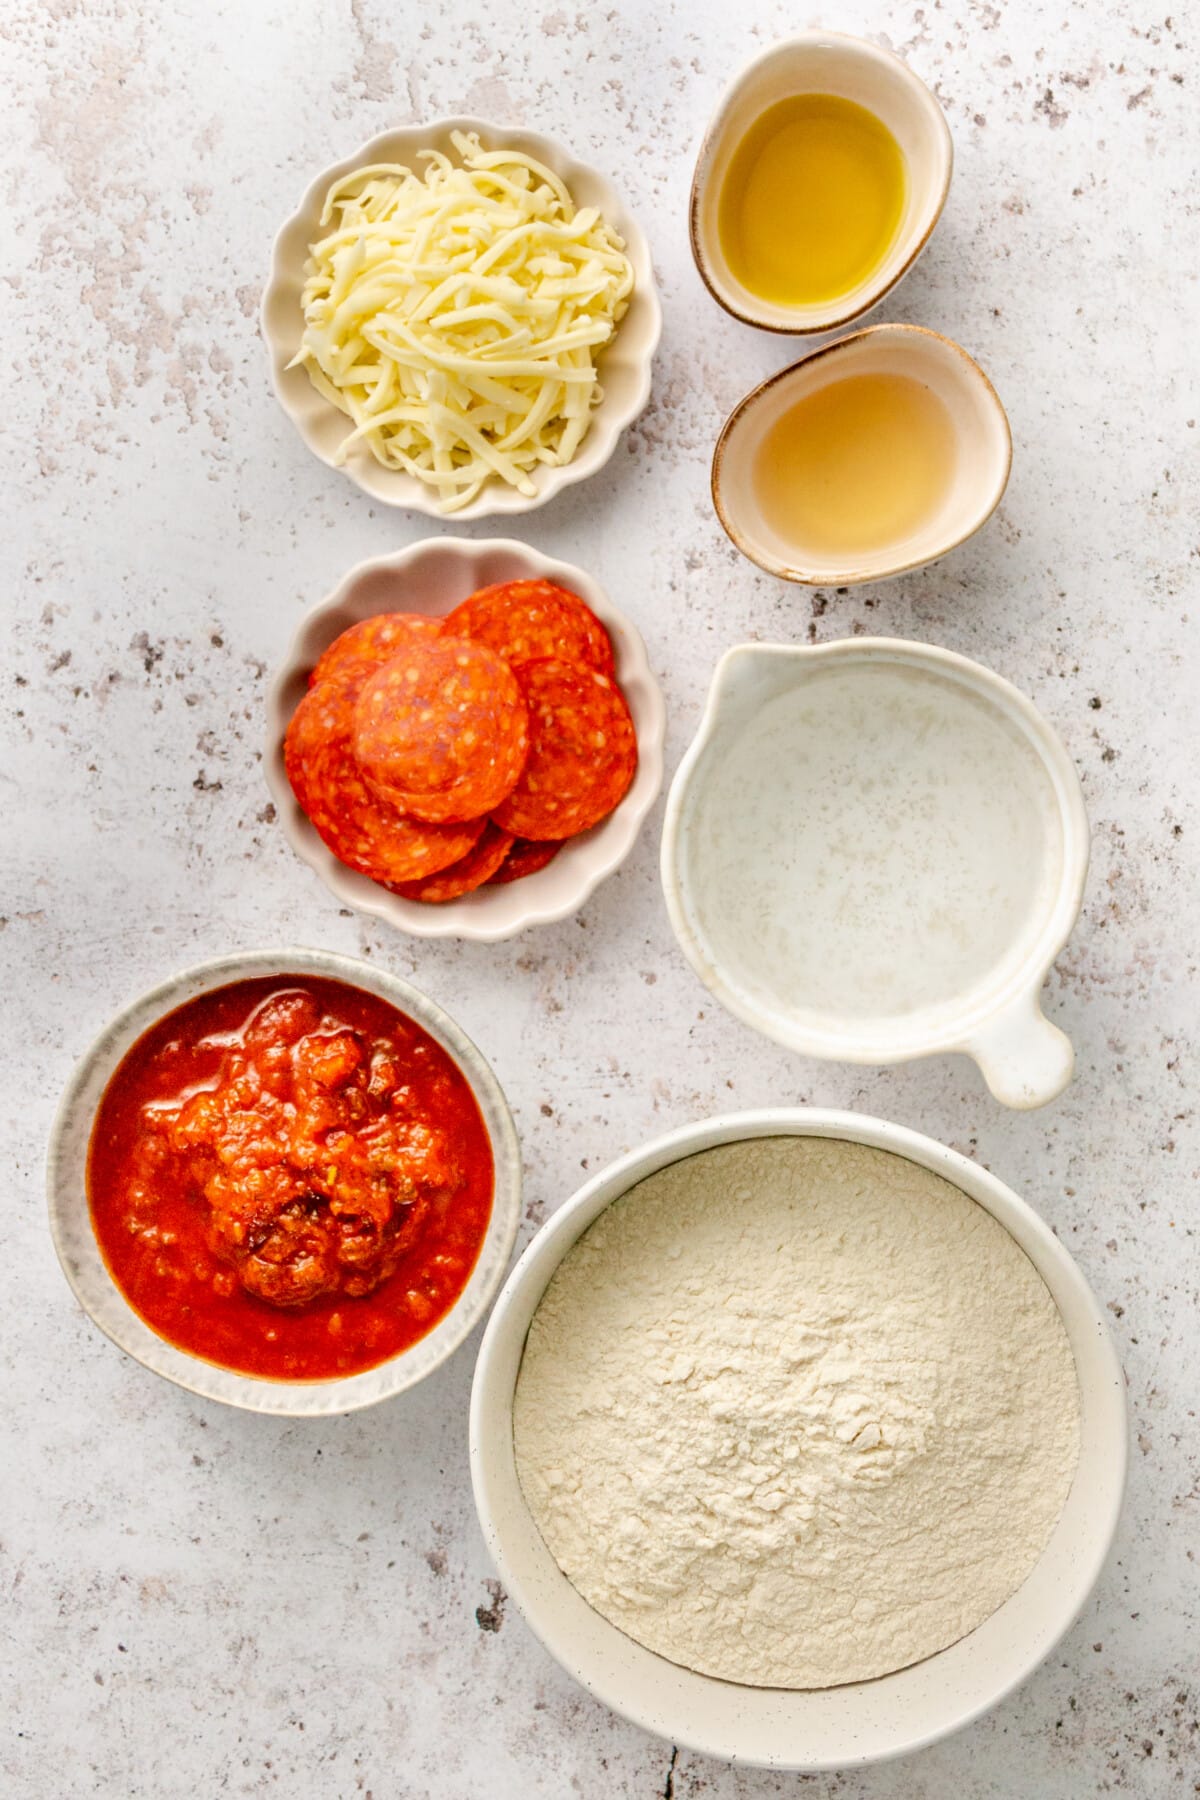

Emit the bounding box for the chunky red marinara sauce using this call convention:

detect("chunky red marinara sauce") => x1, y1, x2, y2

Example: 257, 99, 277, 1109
87, 976, 494, 1381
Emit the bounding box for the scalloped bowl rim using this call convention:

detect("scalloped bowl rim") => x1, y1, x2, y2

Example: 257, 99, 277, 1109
46, 947, 522, 1416
261, 117, 663, 519
263, 538, 666, 941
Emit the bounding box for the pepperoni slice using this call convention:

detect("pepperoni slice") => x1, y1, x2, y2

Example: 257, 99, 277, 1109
284, 672, 485, 885
309, 612, 442, 689
353, 639, 529, 825
488, 837, 564, 884
444, 580, 615, 676
389, 821, 516, 904
491, 658, 638, 841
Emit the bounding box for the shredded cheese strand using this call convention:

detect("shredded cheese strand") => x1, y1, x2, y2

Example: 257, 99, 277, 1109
293, 132, 635, 510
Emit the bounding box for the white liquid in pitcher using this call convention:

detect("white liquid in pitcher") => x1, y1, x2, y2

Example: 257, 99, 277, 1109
686, 661, 1063, 1024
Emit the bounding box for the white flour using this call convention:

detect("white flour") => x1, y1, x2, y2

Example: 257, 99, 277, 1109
513, 1137, 1081, 1689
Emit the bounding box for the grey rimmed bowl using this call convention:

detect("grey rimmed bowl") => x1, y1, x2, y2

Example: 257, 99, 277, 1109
46, 948, 521, 1416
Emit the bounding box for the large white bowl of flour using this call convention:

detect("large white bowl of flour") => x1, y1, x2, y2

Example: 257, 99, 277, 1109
469, 1110, 1126, 1770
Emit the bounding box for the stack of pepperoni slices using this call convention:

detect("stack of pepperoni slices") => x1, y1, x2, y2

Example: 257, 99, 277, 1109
284, 580, 639, 903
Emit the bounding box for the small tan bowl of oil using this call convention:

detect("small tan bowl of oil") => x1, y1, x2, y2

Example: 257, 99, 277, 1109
691, 32, 952, 334
712, 323, 1012, 586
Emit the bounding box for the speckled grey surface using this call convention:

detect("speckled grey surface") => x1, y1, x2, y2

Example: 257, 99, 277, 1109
4, 1, 1197, 1795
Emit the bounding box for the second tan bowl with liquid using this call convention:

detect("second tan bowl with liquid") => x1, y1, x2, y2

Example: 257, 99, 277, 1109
470, 1108, 1126, 1769
712, 323, 1012, 586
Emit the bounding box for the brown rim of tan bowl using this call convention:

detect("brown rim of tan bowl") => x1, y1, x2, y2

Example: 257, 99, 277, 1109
710, 323, 1014, 586
688, 34, 954, 335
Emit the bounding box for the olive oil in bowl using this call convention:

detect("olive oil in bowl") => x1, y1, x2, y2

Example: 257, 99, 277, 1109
753, 371, 957, 561
717, 94, 906, 309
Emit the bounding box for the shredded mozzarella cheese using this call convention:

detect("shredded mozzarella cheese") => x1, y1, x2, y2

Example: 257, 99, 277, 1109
291, 132, 636, 512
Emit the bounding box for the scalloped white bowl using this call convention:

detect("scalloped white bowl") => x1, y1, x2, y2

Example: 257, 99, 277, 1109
46, 948, 522, 1417
264, 538, 665, 940
262, 118, 662, 518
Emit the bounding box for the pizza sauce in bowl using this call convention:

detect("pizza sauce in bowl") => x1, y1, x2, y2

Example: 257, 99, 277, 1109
86, 975, 495, 1383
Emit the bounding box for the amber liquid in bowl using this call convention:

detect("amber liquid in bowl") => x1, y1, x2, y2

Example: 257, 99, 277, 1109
717, 93, 906, 308
752, 371, 957, 561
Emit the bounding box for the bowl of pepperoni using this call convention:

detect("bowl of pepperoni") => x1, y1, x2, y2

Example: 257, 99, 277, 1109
47, 948, 521, 1414
264, 538, 665, 940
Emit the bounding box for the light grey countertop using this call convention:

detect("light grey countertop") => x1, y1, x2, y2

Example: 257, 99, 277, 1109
4, 1, 1196, 1794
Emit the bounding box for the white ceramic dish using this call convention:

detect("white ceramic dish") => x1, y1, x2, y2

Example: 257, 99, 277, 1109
712, 324, 1012, 585
46, 948, 521, 1416
264, 538, 665, 941
262, 118, 662, 518
470, 1107, 1127, 1771
691, 32, 952, 334
661, 639, 1089, 1109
